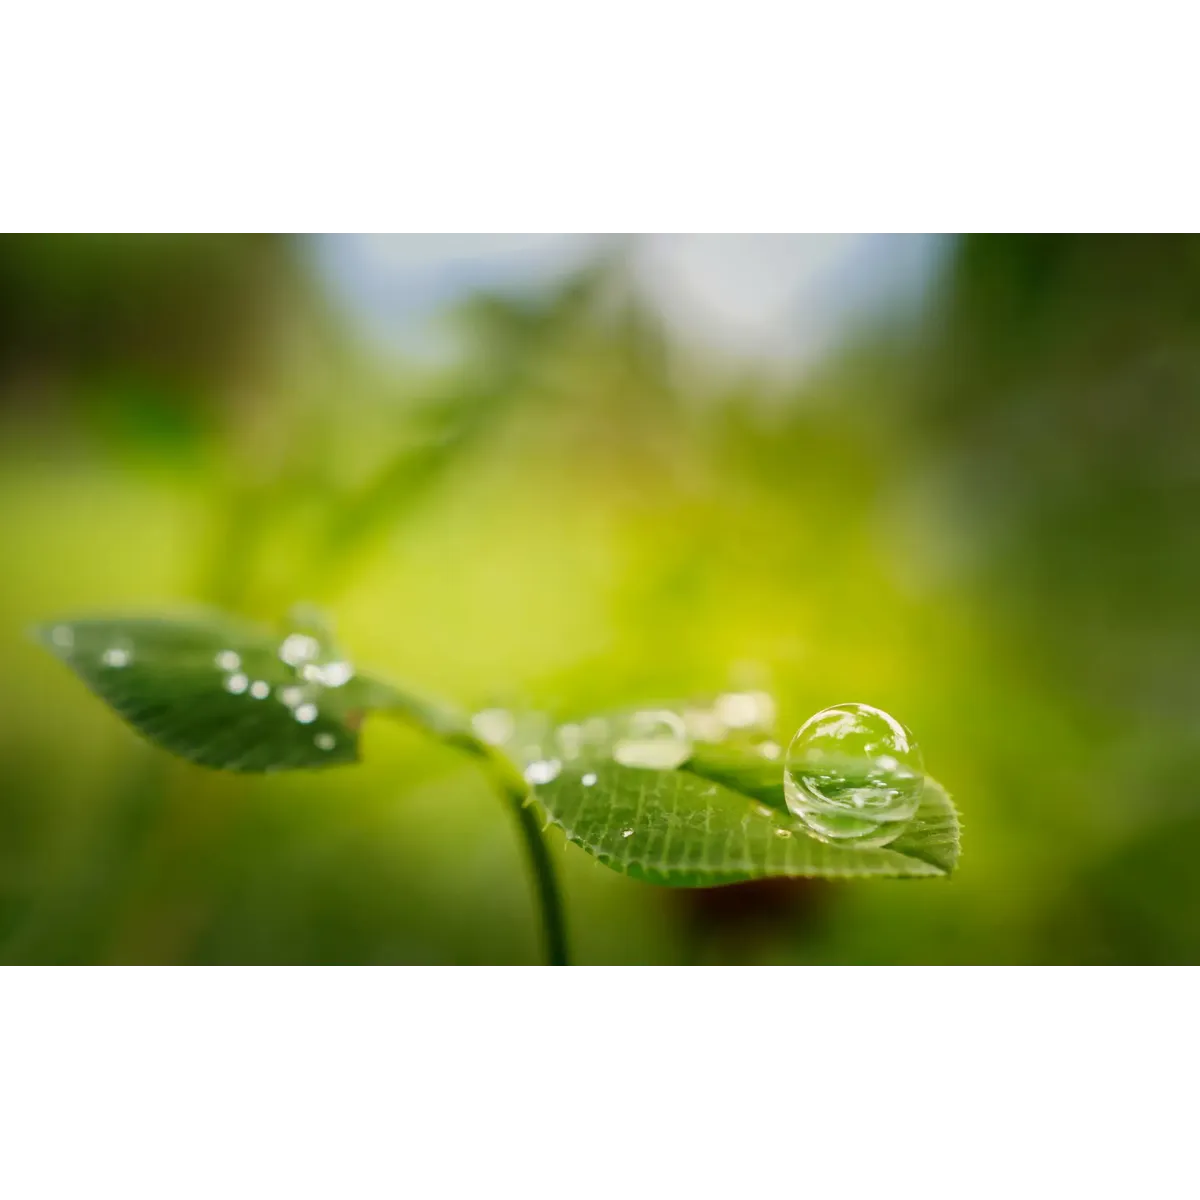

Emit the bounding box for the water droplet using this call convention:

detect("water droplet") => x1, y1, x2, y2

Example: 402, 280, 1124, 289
51, 626, 74, 650
783, 703, 923, 849
524, 759, 562, 785
471, 708, 515, 746
279, 633, 320, 667
774, 828, 792, 838
314, 732, 336, 751
215, 650, 240, 671
621, 829, 634, 838
581, 772, 598, 787
611, 710, 692, 770
300, 663, 323, 683
555, 722, 584, 759
294, 703, 318, 724
714, 691, 774, 730
758, 740, 781, 760
318, 660, 353, 687
581, 717, 609, 743
249, 680, 270, 700
681, 707, 727, 743
101, 646, 130, 668
224, 672, 248, 695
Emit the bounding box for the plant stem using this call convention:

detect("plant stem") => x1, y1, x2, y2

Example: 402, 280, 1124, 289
503, 777, 571, 966
375, 694, 571, 966
462, 738, 570, 966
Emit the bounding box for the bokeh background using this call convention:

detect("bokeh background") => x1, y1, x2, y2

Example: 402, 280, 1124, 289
1, 233, 1196, 964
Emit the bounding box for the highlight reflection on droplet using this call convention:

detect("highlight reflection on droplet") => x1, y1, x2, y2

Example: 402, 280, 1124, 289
783, 702, 923, 849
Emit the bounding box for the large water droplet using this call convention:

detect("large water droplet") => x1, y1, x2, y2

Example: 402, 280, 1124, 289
783, 703, 923, 849
611, 710, 691, 770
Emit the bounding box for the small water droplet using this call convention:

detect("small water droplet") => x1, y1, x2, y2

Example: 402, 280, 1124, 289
581, 772, 598, 787
783, 703, 923, 849
621, 829, 634, 838
581, 717, 609, 743
318, 660, 353, 687
300, 663, 323, 683
758, 740, 781, 760
51, 626, 74, 649
101, 646, 130, 668
471, 708, 515, 746
278, 685, 304, 708
715, 690, 776, 731
294, 703, 318, 724
280, 633, 320, 667
756, 804, 775, 818
524, 759, 562, 785
314, 732, 336, 751
555, 722, 584, 759
224, 672, 248, 694
249, 680, 270, 700
611, 710, 692, 771
774, 828, 792, 838
215, 650, 240, 671
681, 707, 727, 743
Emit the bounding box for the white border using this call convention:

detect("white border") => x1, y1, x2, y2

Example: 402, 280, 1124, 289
3, 4, 1199, 230
1, 969, 1195, 1197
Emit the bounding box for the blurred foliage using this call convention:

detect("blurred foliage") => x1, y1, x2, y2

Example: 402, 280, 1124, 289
0, 233, 1197, 963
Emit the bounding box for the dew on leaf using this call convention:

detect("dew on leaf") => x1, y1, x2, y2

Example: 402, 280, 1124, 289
611, 710, 691, 770
215, 650, 240, 671
102, 646, 130, 668
471, 708, 514, 746
555, 722, 584, 759
224, 672, 249, 694
249, 680, 270, 699
524, 759, 562, 786
714, 690, 775, 731
783, 702, 923, 849
315, 732, 336, 751
317, 660, 353, 687
279, 633, 320, 667
294, 703, 318, 724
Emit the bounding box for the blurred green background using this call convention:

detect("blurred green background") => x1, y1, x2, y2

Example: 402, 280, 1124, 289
1, 232, 1196, 964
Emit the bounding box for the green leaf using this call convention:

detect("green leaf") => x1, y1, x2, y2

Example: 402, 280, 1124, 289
35, 613, 388, 772
528, 750, 960, 884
